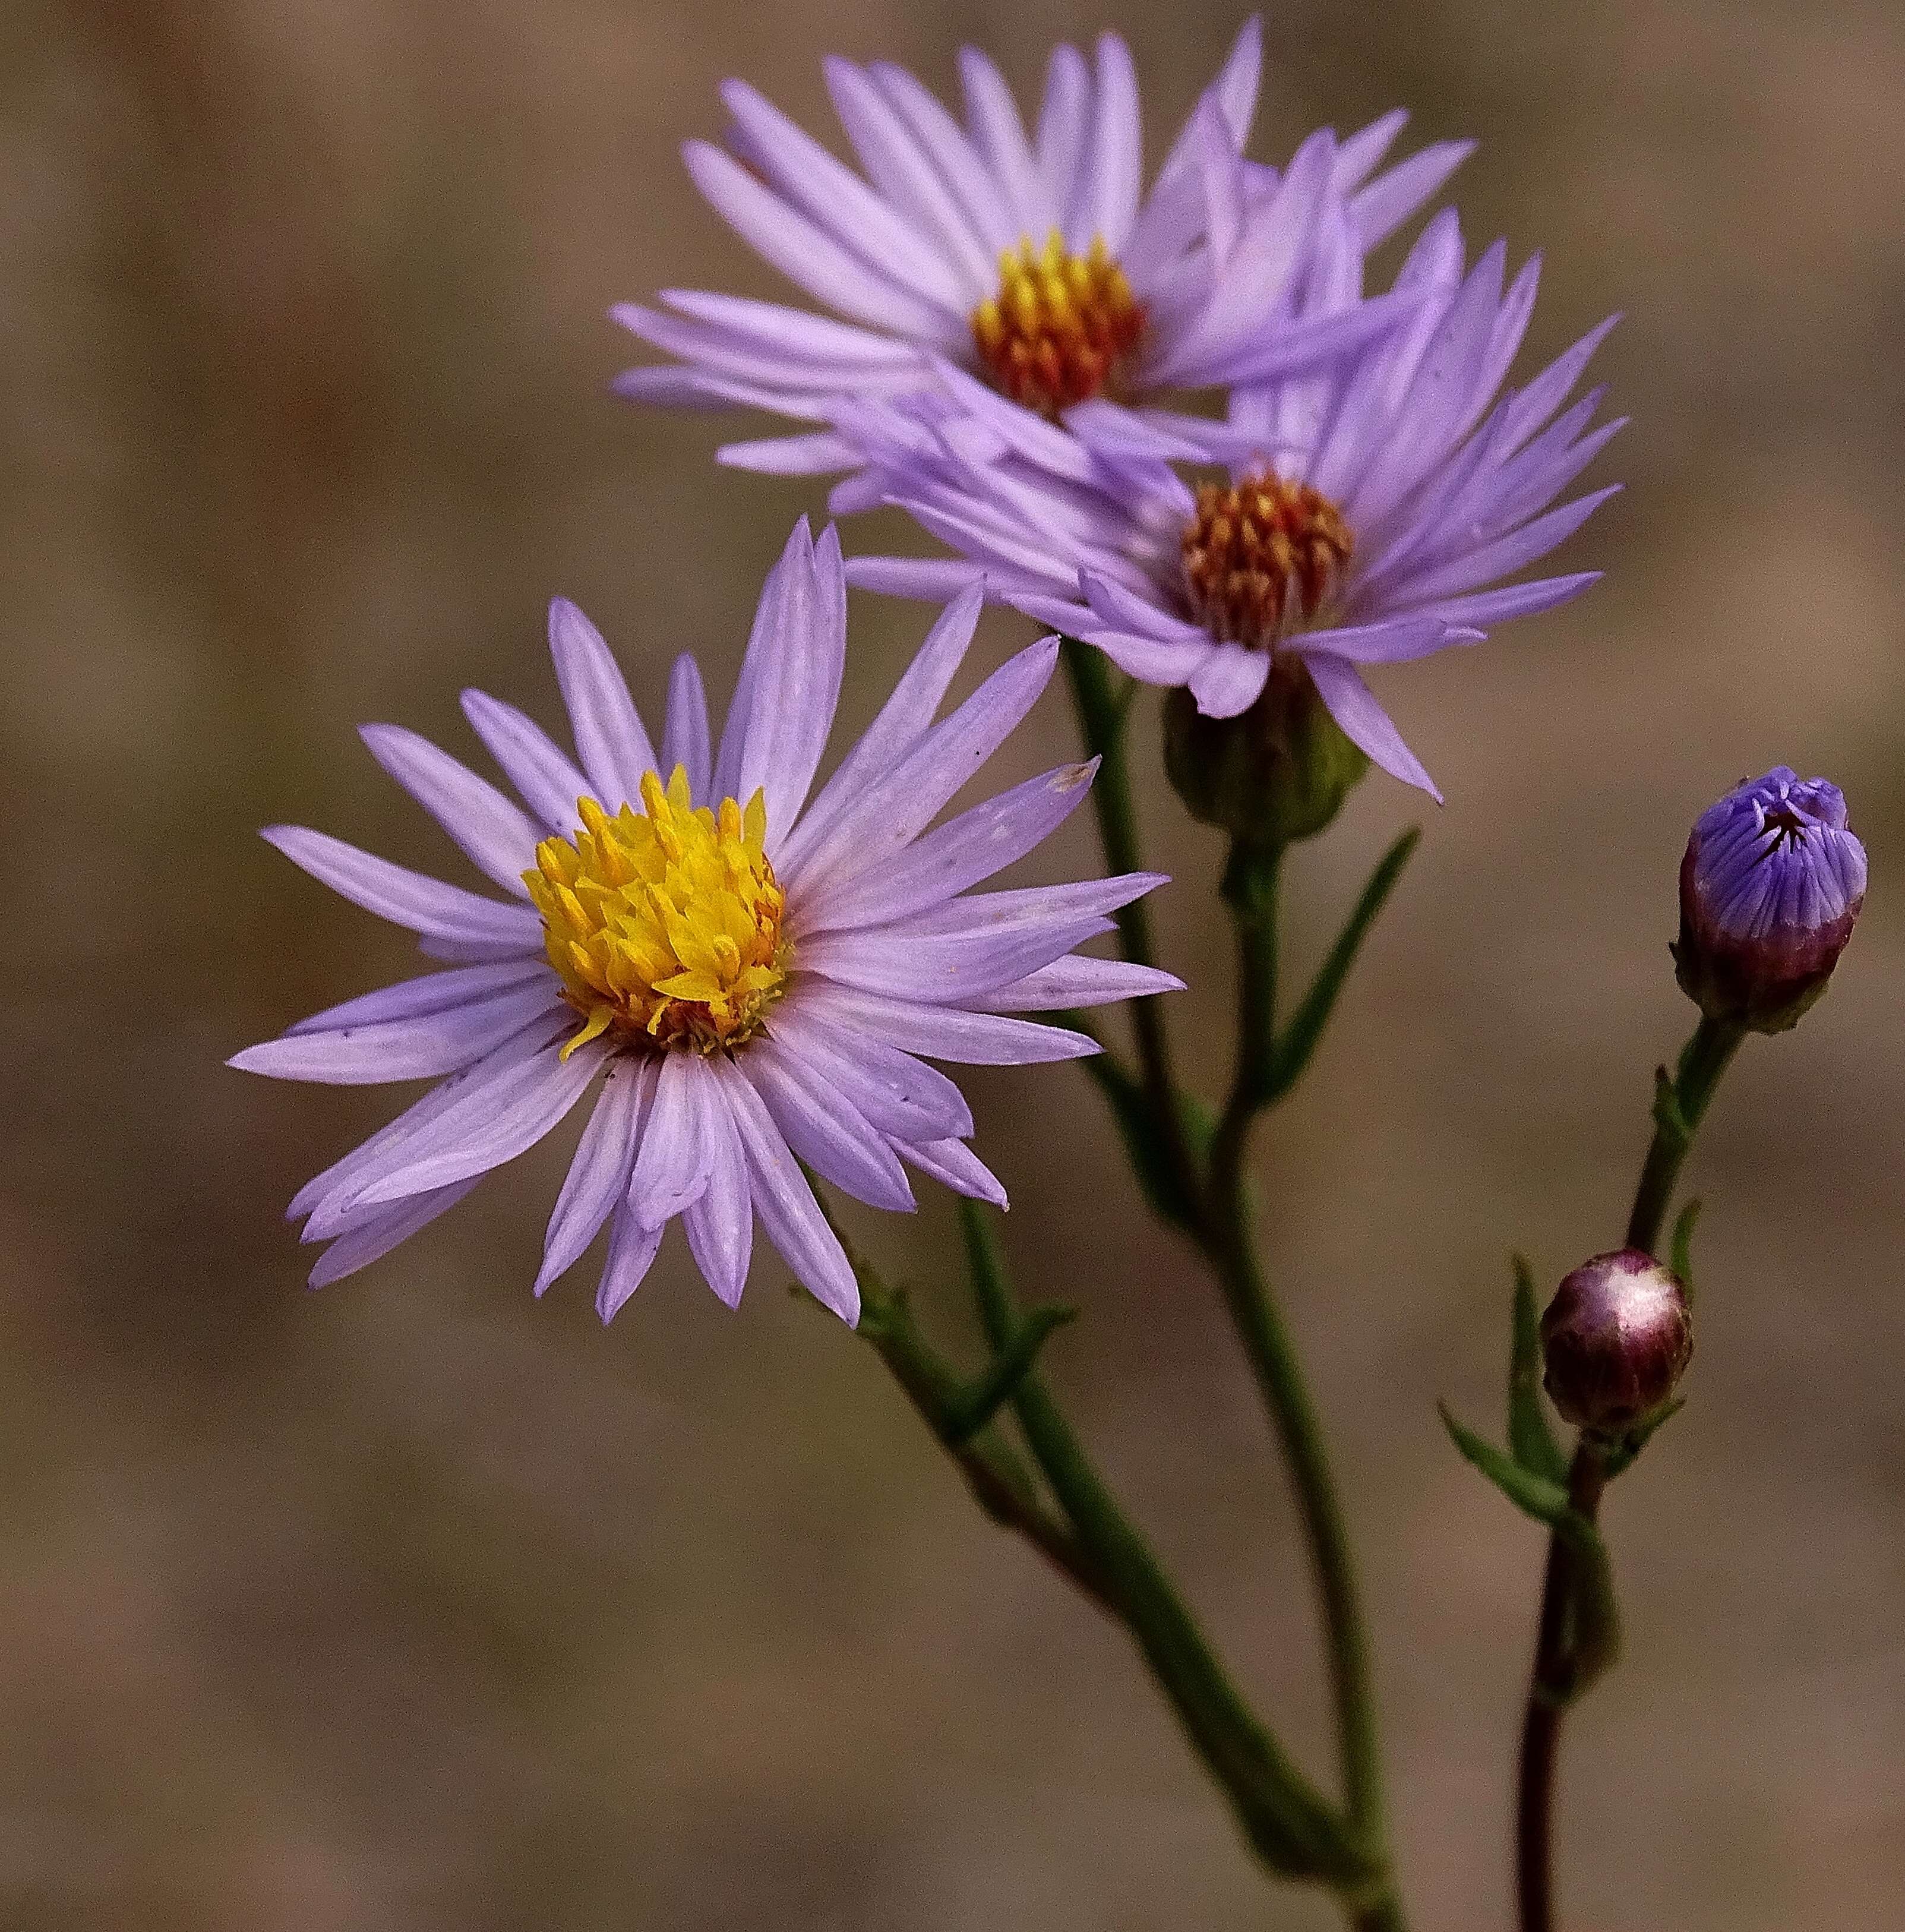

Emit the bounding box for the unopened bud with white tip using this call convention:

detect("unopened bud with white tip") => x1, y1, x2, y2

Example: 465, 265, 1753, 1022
1541, 1249, 1693, 1435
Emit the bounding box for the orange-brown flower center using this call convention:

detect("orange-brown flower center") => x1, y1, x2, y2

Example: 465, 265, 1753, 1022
971, 232, 1146, 416
1180, 471, 1355, 650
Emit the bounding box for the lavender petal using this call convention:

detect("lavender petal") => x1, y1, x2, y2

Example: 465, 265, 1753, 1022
536, 1055, 655, 1296
359, 723, 538, 896
309, 1179, 481, 1288
740, 1040, 917, 1213
353, 1037, 608, 1206
715, 1057, 859, 1324
896, 1137, 1009, 1210
282, 960, 548, 1037
548, 598, 659, 809
681, 1078, 753, 1308
595, 1203, 666, 1323
660, 653, 712, 802
798, 759, 1098, 936
459, 690, 592, 833
784, 636, 1060, 901
232, 980, 565, 1086
762, 999, 974, 1140
263, 826, 542, 955
1303, 653, 1443, 803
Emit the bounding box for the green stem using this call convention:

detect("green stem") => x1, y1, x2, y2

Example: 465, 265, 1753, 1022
1203, 841, 1398, 1914
822, 1199, 1118, 1616
1204, 1206, 1391, 1856
1350, 1897, 1411, 1932
1219, 840, 1284, 1117
1625, 1015, 1746, 1255
1517, 1012, 1746, 1932
1061, 638, 1199, 1214
959, 1199, 1369, 1888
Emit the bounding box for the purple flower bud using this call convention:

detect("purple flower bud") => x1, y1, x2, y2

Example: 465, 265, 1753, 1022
1675, 767, 1866, 1033
1540, 1249, 1693, 1435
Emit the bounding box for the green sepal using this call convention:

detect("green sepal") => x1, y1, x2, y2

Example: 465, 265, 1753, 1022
1161, 665, 1370, 846
1598, 1397, 1686, 1481
1508, 1257, 1569, 1486
1078, 1053, 1220, 1235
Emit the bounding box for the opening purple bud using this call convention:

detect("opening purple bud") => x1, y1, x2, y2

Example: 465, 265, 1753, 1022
1540, 1249, 1693, 1435
1675, 766, 1866, 1034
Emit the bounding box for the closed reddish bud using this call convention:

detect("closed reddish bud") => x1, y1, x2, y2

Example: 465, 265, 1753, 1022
1540, 1249, 1693, 1434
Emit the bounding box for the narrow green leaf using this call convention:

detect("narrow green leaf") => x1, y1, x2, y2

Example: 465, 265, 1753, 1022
1439, 1403, 1571, 1523
1554, 1514, 1623, 1699
1650, 1064, 1691, 1146
1267, 825, 1421, 1100
1445, 1400, 1625, 1703
1669, 1197, 1702, 1303
1508, 1255, 1569, 1485
946, 1303, 1078, 1444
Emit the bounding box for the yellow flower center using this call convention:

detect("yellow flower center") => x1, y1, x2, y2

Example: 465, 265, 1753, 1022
971, 231, 1146, 416
525, 768, 790, 1059
1180, 470, 1356, 651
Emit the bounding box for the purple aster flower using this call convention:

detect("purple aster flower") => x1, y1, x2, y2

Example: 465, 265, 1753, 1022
839, 209, 1622, 801
230, 520, 1179, 1325
612, 19, 1471, 476
1675, 766, 1866, 1033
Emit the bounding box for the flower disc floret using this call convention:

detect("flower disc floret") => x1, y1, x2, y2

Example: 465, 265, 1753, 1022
526, 768, 789, 1057
971, 232, 1146, 416
1181, 471, 1354, 649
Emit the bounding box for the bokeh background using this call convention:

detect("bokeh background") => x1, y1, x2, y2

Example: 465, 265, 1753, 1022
4, 0, 1901, 1925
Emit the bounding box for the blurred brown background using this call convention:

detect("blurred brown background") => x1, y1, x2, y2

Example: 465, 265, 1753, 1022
3, 0, 1901, 1926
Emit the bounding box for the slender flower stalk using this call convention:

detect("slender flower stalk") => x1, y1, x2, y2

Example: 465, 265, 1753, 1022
1042, 654, 1422, 1920
1202, 845, 1397, 1903
1515, 766, 1867, 1932
956, 1198, 1376, 1894
1516, 1024, 1737, 1932
614, 20, 1471, 481
1058, 637, 1202, 1221
1622, 1015, 1743, 1257
232, 519, 1180, 1318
